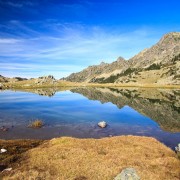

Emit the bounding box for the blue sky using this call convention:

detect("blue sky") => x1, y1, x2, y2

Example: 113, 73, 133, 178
0, 0, 180, 78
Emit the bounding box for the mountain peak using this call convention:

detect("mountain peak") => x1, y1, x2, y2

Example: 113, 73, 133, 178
164, 32, 180, 37
100, 61, 107, 66
116, 56, 125, 62
159, 32, 180, 44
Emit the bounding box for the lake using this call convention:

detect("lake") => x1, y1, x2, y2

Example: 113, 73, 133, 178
0, 87, 180, 149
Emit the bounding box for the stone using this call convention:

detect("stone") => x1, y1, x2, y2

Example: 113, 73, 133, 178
175, 143, 180, 152
3, 168, 12, 171
0, 126, 9, 132
114, 168, 140, 180
98, 121, 107, 128
0, 148, 7, 153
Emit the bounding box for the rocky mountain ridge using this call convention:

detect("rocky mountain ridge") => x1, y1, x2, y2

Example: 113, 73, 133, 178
64, 32, 180, 85
62, 56, 129, 83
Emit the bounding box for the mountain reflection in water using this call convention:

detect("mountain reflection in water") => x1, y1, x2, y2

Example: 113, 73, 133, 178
71, 87, 180, 132
0, 87, 179, 149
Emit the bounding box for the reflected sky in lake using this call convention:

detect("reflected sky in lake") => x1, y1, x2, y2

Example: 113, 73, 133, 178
0, 88, 180, 149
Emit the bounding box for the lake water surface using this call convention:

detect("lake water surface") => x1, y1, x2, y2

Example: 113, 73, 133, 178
0, 87, 180, 149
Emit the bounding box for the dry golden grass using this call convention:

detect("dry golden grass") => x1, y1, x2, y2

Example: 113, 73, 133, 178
28, 120, 44, 128
3, 79, 180, 89
0, 139, 43, 178
2, 136, 180, 180
3, 79, 82, 89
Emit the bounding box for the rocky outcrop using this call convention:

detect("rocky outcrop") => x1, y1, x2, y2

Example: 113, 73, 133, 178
34, 75, 57, 85
64, 32, 180, 85
3, 75, 58, 89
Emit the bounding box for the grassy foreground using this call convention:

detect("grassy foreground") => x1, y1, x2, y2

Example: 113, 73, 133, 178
1, 136, 180, 180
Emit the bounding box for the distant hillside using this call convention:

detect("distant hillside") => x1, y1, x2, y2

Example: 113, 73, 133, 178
0, 75, 27, 83
64, 32, 180, 85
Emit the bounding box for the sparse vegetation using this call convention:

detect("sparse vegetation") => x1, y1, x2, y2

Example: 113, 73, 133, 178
145, 63, 161, 71
172, 53, 180, 63
121, 68, 137, 76
93, 68, 141, 83
28, 120, 44, 128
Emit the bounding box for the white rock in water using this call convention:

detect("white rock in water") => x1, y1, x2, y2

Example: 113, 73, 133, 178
98, 121, 107, 128
0, 148, 7, 153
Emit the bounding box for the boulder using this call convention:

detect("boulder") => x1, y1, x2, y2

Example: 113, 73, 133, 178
114, 168, 140, 180
175, 143, 180, 152
98, 121, 107, 128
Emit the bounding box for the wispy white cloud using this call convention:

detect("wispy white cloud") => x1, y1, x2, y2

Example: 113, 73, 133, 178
0, 38, 21, 44
0, 63, 80, 70
0, 20, 162, 78
0, 62, 82, 79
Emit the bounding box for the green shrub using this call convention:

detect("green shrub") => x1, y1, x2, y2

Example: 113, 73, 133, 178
145, 63, 161, 70
172, 54, 180, 63
93, 68, 140, 83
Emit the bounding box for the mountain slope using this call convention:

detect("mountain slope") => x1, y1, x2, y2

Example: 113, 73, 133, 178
64, 32, 180, 85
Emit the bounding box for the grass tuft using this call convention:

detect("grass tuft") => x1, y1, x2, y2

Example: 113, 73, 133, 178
97, 148, 107, 155
28, 120, 44, 128
74, 176, 88, 180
